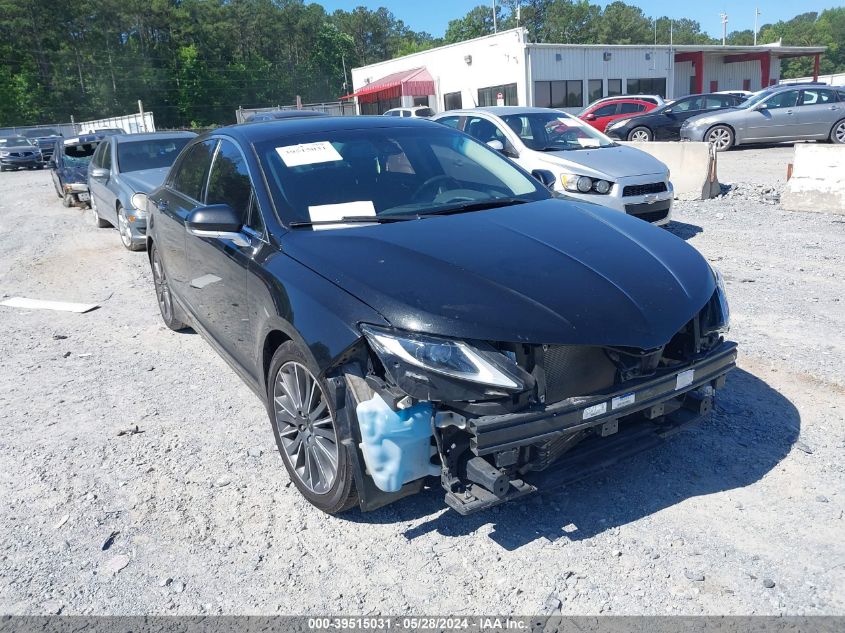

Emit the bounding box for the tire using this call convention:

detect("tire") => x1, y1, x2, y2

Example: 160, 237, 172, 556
831, 119, 845, 144
90, 198, 110, 228
117, 205, 144, 251
0, 166, 7, 172
627, 127, 652, 142
62, 193, 73, 208
706, 125, 735, 151
150, 244, 189, 331
267, 341, 358, 514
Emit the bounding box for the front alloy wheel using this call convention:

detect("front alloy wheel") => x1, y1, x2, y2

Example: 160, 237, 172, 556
117, 206, 143, 251
707, 125, 734, 151
267, 341, 357, 514
151, 245, 187, 331
274, 361, 339, 495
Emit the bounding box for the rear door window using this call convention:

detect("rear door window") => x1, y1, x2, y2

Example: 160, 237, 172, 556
800, 89, 837, 106
671, 97, 703, 112
171, 140, 217, 202
618, 102, 642, 114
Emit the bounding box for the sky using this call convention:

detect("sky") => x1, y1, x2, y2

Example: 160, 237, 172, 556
314, 1, 841, 38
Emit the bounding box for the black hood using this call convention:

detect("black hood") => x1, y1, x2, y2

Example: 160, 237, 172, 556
281, 199, 716, 349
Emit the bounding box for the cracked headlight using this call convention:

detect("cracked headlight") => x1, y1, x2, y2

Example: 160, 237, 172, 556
360, 325, 529, 401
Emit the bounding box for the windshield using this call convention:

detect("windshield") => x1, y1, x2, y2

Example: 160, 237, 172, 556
737, 90, 772, 109
117, 137, 191, 173
499, 112, 616, 151
256, 126, 549, 226
63, 142, 99, 167
0, 137, 32, 147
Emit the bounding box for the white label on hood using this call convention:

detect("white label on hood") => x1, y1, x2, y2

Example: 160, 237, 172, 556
308, 201, 376, 230
276, 141, 342, 167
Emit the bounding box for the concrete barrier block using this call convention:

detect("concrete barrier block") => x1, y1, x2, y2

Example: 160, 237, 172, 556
621, 141, 720, 201
781, 145, 845, 215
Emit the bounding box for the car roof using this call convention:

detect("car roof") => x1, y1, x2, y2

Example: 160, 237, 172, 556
210, 116, 439, 144
475, 106, 568, 116
109, 131, 197, 144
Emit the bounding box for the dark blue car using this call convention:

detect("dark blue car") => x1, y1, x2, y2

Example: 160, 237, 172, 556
50, 134, 103, 207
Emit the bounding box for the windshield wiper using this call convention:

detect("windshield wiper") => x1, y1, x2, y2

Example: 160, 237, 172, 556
289, 215, 411, 228
414, 197, 531, 217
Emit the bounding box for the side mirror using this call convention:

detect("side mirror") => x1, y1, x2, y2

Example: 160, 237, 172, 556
584, 113, 596, 121
755, 103, 768, 111
531, 169, 557, 190
90, 167, 109, 179
186, 204, 250, 246
663, 108, 673, 115
486, 140, 505, 152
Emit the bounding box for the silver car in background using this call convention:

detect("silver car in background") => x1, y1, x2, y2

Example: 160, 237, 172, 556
433, 107, 674, 225
87, 132, 196, 250
681, 84, 845, 150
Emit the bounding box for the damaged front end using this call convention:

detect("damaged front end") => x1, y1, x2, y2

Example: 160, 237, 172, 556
327, 278, 735, 515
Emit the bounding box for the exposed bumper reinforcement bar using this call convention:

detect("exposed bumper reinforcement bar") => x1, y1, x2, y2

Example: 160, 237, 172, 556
469, 341, 737, 456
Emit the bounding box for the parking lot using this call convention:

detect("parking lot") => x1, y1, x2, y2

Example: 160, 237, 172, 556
0, 144, 843, 616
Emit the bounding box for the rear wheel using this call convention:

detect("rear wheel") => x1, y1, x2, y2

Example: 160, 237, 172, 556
831, 119, 845, 144
268, 341, 358, 514
627, 127, 652, 142
706, 125, 734, 151
151, 244, 188, 331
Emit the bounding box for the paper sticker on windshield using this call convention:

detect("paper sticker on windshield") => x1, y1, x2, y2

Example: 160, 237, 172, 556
577, 138, 601, 148
308, 201, 376, 230
276, 141, 342, 167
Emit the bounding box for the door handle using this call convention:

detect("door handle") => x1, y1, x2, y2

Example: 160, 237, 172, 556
786, 110, 794, 115
830, 106, 841, 110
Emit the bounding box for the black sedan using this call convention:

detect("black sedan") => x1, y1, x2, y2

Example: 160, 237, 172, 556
605, 93, 746, 142
146, 117, 736, 515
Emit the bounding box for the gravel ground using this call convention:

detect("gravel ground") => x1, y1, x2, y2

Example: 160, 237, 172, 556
0, 146, 843, 616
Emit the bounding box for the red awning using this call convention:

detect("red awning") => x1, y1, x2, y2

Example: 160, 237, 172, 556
341, 67, 435, 103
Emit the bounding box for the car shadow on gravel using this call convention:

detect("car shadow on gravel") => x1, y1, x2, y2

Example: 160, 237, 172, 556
348, 368, 800, 551
666, 220, 703, 241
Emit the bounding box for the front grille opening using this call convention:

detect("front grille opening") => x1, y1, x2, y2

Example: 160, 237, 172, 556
622, 182, 667, 197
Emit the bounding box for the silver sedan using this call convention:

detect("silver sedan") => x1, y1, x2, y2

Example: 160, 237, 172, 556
681, 84, 845, 150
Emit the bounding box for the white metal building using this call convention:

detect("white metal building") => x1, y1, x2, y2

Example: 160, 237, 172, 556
346, 28, 825, 115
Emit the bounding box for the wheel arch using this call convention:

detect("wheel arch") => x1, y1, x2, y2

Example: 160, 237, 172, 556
705, 122, 737, 140
829, 117, 845, 142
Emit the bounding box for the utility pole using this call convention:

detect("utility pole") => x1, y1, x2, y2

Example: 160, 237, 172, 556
492, 0, 498, 33
720, 12, 728, 45
754, 8, 761, 45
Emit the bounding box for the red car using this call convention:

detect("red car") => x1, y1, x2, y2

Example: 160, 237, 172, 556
579, 99, 657, 132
